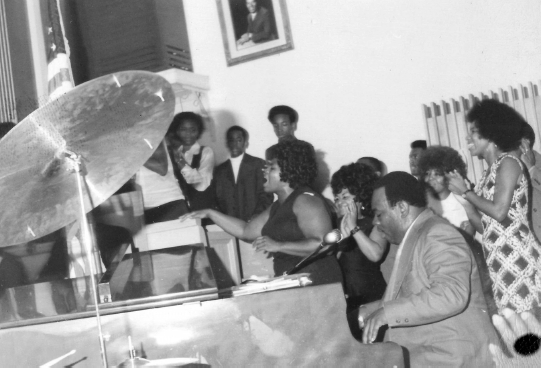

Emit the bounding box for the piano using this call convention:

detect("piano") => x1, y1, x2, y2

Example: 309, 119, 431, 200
0, 242, 404, 367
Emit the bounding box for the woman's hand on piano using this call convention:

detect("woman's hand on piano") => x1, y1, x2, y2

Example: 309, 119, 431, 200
179, 209, 212, 222
253, 236, 280, 253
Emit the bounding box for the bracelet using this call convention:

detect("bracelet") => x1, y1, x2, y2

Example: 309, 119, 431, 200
461, 189, 472, 198
350, 226, 361, 236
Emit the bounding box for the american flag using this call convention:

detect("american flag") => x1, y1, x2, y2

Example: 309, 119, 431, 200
44, 0, 74, 101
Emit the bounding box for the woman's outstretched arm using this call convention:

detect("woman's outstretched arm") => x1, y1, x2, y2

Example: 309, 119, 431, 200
180, 206, 271, 242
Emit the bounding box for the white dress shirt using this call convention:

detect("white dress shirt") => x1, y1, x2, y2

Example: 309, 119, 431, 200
230, 153, 244, 183
178, 142, 215, 191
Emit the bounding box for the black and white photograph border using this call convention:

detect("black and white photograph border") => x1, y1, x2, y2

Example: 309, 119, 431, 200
216, 0, 294, 66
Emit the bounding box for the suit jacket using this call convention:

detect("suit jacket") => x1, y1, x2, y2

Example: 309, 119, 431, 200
214, 154, 273, 222
527, 150, 541, 241
383, 209, 498, 367
247, 7, 272, 43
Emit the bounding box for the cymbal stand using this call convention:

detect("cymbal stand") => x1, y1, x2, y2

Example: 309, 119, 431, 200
68, 151, 108, 368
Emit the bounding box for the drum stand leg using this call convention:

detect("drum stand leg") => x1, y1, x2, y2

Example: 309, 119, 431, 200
71, 153, 108, 368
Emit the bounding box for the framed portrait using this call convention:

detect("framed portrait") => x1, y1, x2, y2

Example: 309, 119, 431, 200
216, 0, 294, 66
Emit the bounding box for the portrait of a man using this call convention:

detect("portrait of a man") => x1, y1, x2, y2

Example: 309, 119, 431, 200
230, 0, 277, 50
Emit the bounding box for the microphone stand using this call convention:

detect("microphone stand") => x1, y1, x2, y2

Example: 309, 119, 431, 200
285, 238, 341, 276
68, 152, 108, 368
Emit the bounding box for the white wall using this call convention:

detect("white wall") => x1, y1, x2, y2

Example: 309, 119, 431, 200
184, 0, 541, 196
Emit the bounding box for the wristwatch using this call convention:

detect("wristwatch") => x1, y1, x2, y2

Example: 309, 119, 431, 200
462, 189, 472, 198
351, 226, 361, 236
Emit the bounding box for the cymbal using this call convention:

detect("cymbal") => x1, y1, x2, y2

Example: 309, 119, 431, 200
117, 357, 206, 367
0, 71, 175, 246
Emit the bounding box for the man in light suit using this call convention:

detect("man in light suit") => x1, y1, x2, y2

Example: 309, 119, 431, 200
359, 171, 498, 366
214, 126, 273, 221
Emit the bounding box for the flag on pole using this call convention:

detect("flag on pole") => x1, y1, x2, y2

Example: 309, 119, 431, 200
44, 0, 74, 101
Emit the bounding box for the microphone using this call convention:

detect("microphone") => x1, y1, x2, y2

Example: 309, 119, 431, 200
285, 229, 344, 276
322, 229, 343, 248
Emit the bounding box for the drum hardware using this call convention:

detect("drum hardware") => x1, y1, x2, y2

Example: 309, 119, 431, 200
0, 70, 176, 367
116, 336, 205, 367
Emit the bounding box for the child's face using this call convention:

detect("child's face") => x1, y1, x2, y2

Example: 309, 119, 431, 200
227, 130, 247, 158
177, 120, 200, 147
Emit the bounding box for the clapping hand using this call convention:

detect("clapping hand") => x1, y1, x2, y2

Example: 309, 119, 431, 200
520, 140, 536, 170
446, 170, 469, 195
489, 308, 541, 367
339, 200, 357, 237
173, 150, 188, 169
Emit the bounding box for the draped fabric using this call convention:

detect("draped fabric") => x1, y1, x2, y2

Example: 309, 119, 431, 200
43, 0, 74, 102
0, 0, 17, 122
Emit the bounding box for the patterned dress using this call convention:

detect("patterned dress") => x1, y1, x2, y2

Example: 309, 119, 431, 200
476, 153, 541, 313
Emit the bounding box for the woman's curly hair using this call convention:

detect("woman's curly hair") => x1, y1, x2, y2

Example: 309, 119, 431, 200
467, 99, 525, 152
268, 140, 317, 189
331, 163, 378, 217
417, 145, 468, 180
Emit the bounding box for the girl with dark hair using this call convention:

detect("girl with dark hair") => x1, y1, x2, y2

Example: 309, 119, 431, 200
180, 140, 341, 285
167, 112, 215, 211
418, 146, 480, 236
447, 99, 541, 314
330, 163, 387, 338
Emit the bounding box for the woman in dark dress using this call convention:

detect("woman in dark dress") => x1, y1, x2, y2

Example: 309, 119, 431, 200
180, 139, 341, 285
331, 163, 388, 337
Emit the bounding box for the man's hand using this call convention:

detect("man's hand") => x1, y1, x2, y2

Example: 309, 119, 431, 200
362, 307, 388, 344
357, 301, 380, 327
238, 33, 250, 45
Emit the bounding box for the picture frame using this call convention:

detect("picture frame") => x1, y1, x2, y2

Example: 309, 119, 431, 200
216, 0, 294, 66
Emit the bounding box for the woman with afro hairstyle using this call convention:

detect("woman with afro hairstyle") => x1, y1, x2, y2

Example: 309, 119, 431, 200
331, 163, 388, 340
180, 139, 341, 285
418, 145, 480, 237
447, 99, 541, 314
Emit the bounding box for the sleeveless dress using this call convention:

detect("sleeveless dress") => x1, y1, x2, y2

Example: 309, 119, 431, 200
475, 153, 541, 313
260, 186, 342, 286
337, 217, 386, 309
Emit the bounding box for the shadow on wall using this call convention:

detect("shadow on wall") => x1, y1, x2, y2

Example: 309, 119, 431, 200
313, 149, 330, 194
199, 110, 239, 166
